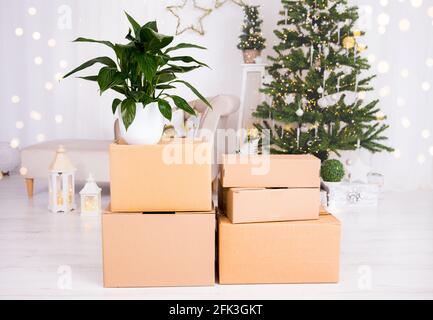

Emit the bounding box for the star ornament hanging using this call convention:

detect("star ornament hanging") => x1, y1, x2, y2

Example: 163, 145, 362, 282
167, 0, 213, 36
215, 0, 246, 8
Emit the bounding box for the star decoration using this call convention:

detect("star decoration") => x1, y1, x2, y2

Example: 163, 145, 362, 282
167, 0, 213, 36
348, 159, 372, 183
215, 0, 246, 8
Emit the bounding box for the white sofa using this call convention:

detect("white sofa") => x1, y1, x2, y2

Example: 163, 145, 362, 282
21, 95, 240, 197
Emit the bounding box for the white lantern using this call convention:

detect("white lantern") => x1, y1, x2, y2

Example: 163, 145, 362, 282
79, 174, 102, 215
48, 145, 76, 213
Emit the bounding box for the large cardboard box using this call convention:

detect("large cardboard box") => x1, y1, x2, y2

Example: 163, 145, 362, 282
221, 187, 320, 224
110, 139, 212, 212
221, 154, 321, 188
102, 207, 216, 288
218, 208, 341, 284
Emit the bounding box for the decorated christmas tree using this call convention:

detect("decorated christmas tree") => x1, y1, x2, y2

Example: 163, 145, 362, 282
237, 5, 266, 52
254, 0, 393, 160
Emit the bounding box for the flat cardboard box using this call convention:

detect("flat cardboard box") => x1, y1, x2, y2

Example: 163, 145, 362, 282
102, 207, 216, 288
222, 187, 320, 224
218, 208, 341, 284
221, 154, 321, 188
110, 139, 212, 212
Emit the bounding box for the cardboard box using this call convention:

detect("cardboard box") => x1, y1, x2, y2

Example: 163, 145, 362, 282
222, 187, 320, 224
221, 154, 321, 188
110, 139, 212, 212
102, 207, 216, 288
218, 209, 341, 284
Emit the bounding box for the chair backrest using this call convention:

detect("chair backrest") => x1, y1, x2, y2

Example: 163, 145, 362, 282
188, 95, 240, 180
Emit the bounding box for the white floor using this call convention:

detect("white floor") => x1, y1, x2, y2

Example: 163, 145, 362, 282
1, 175, 433, 300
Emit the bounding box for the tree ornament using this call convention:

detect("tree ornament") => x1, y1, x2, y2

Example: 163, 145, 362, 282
317, 87, 324, 94
342, 36, 356, 49
284, 123, 297, 131
285, 94, 295, 105
262, 75, 273, 85
296, 108, 304, 117
301, 123, 310, 133
357, 44, 367, 53
336, 3, 345, 14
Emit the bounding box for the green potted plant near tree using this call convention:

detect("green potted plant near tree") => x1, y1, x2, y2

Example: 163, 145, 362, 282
64, 12, 211, 145
321, 159, 345, 185
237, 5, 266, 64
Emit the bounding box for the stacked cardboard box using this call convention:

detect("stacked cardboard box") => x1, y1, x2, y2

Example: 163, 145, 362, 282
218, 154, 341, 284
102, 139, 216, 288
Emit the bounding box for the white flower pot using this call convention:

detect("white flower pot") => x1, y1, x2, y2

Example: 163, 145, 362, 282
118, 102, 165, 145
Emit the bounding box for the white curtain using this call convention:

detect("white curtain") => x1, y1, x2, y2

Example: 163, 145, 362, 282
1, 0, 432, 191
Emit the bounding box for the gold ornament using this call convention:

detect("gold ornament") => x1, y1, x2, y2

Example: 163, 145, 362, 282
357, 44, 367, 53
342, 36, 355, 49
284, 123, 297, 131
167, 0, 213, 36
353, 30, 362, 37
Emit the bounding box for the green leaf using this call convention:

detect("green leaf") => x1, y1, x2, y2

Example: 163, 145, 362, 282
140, 27, 174, 50
170, 95, 196, 116
64, 57, 117, 78
156, 84, 176, 90
159, 65, 201, 74
78, 75, 98, 82
158, 99, 172, 121
158, 73, 176, 84
170, 80, 211, 108
125, 12, 141, 38
169, 56, 209, 68
121, 99, 136, 131
110, 86, 126, 95
143, 21, 158, 32
112, 99, 122, 114
72, 37, 115, 49
136, 53, 158, 82
165, 43, 206, 53
97, 67, 124, 94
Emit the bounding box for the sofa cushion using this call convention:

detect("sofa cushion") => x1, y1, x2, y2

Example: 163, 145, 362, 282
21, 139, 111, 182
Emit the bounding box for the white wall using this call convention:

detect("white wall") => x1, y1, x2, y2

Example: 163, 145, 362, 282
1, 0, 432, 190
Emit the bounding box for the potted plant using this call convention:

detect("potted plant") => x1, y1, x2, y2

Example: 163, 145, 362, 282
64, 12, 211, 145
321, 159, 345, 185
237, 5, 266, 64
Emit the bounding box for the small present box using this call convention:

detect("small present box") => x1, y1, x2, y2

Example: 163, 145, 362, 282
220, 154, 321, 188
219, 183, 320, 224
218, 208, 341, 285
110, 138, 212, 212
102, 206, 216, 288
323, 181, 379, 208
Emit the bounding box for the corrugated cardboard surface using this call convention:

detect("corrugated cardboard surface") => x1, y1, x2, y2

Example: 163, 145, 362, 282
221, 154, 321, 188
218, 211, 341, 284
102, 209, 216, 288
224, 187, 320, 224
110, 140, 212, 212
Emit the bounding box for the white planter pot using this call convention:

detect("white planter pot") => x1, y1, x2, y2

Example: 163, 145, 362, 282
118, 102, 165, 145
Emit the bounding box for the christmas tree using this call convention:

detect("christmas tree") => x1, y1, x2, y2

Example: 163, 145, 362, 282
237, 5, 266, 51
254, 0, 393, 160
